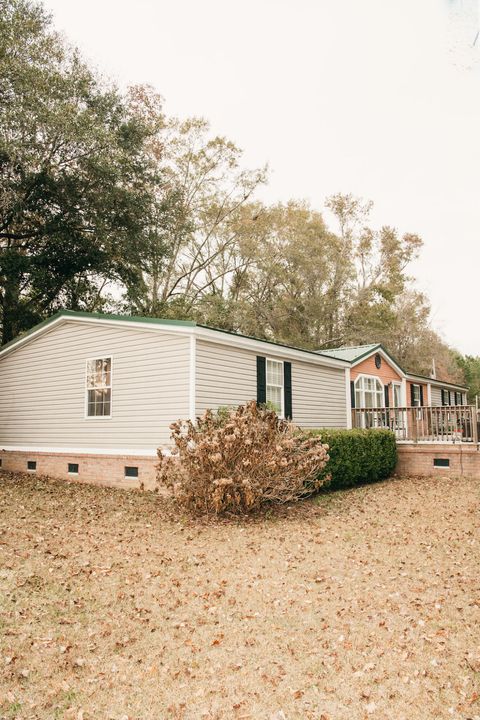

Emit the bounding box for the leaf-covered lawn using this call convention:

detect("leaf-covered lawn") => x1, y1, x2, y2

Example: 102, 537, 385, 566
0, 472, 479, 720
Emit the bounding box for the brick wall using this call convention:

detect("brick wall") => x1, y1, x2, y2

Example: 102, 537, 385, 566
397, 443, 480, 478
0, 450, 157, 490
3, 444, 479, 492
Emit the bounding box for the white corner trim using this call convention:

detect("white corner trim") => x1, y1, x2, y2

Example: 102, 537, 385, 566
345, 367, 352, 428
0, 445, 159, 457
189, 334, 196, 422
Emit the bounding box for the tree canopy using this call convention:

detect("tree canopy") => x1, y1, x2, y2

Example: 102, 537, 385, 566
0, 0, 476, 389
0, 0, 163, 344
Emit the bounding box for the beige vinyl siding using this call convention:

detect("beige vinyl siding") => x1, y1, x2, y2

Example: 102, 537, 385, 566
195, 340, 347, 428
0, 321, 190, 449
430, 385, 466, 406
195, 341, 257, 415
290, 362, 347, 428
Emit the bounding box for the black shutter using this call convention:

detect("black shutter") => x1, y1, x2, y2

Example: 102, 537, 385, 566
256, 356, 266, 405
441, 389, 447, 406
350, 380, 355, 409
384, 384, 389, 407
419, 385, 424, 406
448, 390, 452, 405
284, 362, 292, 419
410, 384, 415, 407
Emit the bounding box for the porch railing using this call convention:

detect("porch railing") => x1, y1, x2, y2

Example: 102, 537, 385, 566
351, 405, 479, 443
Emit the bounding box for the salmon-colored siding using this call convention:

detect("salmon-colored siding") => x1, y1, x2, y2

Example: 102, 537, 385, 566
351, 354, 402, 383
351, 354, 402, 406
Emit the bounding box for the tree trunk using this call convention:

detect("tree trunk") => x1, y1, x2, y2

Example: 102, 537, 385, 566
1, 270, 22, 345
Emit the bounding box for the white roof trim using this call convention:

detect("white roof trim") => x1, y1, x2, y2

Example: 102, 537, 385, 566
350, 346, 405, 378
194, 327, 348, 368
0, 314, 196, 361
0, 314, 349, 369
406, 374, 467, 391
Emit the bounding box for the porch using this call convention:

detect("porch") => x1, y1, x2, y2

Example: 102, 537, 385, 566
351, 405, 479, 444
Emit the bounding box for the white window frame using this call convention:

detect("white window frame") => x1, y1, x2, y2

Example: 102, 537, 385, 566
354, 374, 384, 409
392, 382, 402, 407
85, 356, 113, 420
266, 357, 284, 418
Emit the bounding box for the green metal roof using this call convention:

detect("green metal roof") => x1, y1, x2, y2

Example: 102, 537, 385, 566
0, 310, 348, 364
0, 313, 469, 389
407, 372, 468, 390
318, 343, 381, 362
57, 309, 196, 327
0, 310, 196, 355
319, 342, 468, 390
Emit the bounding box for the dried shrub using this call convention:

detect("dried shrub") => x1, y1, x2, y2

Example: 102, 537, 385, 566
157, 400, 330, 515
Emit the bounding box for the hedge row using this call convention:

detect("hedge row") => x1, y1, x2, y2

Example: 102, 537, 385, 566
307, 428, 397, 491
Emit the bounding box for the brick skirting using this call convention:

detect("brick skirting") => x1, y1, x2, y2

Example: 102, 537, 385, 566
3, 444, 479, 492
396, 442, 480, 478
0, 450, 158, 490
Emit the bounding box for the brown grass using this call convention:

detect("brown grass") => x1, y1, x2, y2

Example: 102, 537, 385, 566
0, 471, 479, 720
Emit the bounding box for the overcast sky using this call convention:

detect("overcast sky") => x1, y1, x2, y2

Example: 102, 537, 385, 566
43, 0, 480, 354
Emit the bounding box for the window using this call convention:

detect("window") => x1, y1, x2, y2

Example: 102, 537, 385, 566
354, 376, 384, 409
125, 466, 138, 478
433, 458, 450, 468
455, 391, 462, 406
27, 460, 36, 471
411, 384, 421, 407
393, 383, 402, 407
266, 359, 284, 416
68, 463, 79, 474
86, 357, 112, 417
442, 389, 455, 406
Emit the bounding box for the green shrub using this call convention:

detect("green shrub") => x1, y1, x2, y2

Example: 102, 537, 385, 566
308, 428, 397, 491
